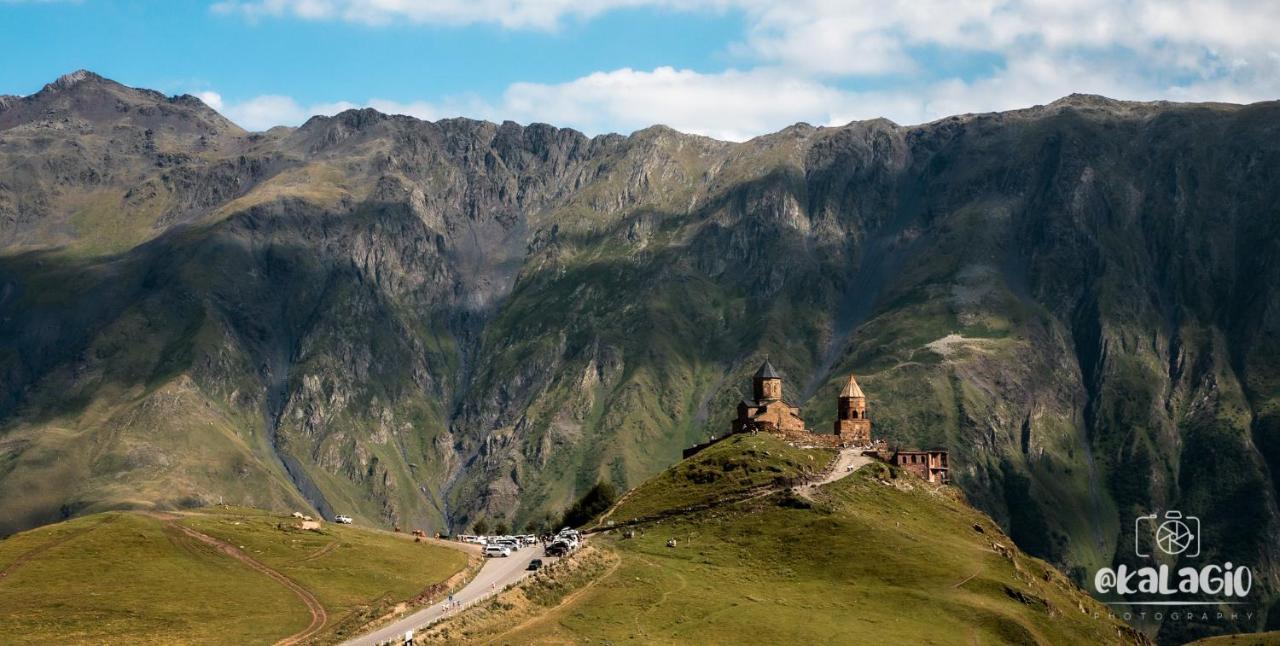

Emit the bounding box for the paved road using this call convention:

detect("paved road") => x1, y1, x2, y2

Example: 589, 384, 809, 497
342, 545, 548, 646
819, 448, 874, 486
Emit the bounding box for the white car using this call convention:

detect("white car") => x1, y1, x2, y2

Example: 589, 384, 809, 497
483, 544, 511, 558
334, 515, 353, 524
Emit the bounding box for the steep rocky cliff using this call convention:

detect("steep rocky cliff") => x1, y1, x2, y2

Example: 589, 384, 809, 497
2, 72, 1278, 640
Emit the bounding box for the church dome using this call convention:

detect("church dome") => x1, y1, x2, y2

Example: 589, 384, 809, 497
754, 359, 781, 379
840, 374, 865, 398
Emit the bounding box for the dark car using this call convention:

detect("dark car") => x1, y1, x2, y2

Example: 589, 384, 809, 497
527, 558, 544, 571
545, 541, 569, 557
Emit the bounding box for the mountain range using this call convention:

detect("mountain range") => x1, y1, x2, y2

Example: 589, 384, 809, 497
2, 70, 1278, 639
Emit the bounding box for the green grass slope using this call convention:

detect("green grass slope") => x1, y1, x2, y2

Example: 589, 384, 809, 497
602, 433, 834, 522
0, 507, 470, 644
439, 436, 1146, 645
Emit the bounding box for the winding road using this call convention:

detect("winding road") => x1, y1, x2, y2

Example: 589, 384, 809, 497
343, 544, 551, 646
345, 447, 872, 645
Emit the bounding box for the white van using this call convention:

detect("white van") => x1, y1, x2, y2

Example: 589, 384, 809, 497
484, 544, 511, 558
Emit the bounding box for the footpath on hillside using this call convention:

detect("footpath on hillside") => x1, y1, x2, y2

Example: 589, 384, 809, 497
144, 512, 328, 646
591, 445, 875, 533
793, 447, 873, 499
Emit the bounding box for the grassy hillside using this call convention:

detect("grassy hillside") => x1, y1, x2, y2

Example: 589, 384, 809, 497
602, 433, 834, 522
0, 508, 471, 644
427, 436, 1146, 645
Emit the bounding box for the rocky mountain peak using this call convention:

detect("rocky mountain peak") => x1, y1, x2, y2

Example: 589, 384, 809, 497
44, 69, 105, 92
777, 121, 818, 136
297, 107, 392, 133
1, 70, 241, 136
1044, 93, 1136, 111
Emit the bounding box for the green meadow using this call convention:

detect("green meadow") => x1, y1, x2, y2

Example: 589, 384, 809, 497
0, 508, 469, 644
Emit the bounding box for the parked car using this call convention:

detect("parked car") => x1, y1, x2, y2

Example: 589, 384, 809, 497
527, 558, 543, 571
483, 544, 511, 558
545, 541, 569, 557
334, 515, 353, 524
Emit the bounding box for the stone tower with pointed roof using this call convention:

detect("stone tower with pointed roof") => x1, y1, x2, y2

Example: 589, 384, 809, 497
731, 360, 807, 436
833, 373, 872, 445
753, 358, 783, 401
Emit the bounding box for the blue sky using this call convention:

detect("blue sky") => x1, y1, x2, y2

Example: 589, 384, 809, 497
3, 1, 1278, 140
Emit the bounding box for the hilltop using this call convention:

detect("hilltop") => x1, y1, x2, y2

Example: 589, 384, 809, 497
424, 434, 1146, 644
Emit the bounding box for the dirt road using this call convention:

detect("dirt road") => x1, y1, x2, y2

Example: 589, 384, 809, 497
794, 447, 873, 499
818, 447, 874, 485
153, 514, 328, 646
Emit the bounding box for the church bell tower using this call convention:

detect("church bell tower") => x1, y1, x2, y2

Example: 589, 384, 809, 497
833, 373, 871, 444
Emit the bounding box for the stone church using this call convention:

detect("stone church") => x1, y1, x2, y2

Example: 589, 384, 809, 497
730, 360, 808, 436
729, 360, 871, 446
697, 359, 950, 484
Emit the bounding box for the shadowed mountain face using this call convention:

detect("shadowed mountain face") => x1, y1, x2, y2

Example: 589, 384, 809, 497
2, 72, 1279, 639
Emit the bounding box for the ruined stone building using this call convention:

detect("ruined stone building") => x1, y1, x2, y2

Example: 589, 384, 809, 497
890, 450, 950, 484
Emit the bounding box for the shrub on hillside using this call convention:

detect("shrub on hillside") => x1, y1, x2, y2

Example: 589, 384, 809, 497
560, 482, 618, 528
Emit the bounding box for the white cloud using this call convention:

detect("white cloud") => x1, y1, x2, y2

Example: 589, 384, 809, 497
204, 0, 1280, 138
728, 0, 1280, 80
195, 91, 224, 111
210, 50, 1280, 139
208, 68, 849, 140
210, 0, 1280, 57
210, 0, 724, 29
209, 93, 482, 131
499, 67, 854, 141
220, 95, 315, 130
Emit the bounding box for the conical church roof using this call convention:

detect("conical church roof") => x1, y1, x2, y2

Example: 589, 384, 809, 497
754, 359, 781, 379
840, 373, 865, 398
